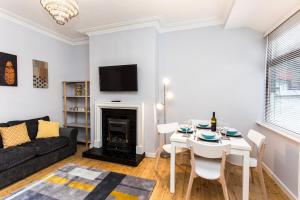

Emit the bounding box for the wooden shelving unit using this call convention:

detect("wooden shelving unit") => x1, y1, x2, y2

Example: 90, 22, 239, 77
63, 81, 90, 148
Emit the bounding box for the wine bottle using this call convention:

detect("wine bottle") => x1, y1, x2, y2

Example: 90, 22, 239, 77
211, 112, 217, 132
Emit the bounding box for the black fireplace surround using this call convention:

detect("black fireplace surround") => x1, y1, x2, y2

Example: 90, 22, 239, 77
102, 109, 136, 154
83, 108, 145, 166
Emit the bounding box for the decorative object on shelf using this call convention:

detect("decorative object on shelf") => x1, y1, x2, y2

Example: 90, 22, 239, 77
77, 107, 85, 112
0, 52, 17, 86
75, 84, 83, 96
33, 59, 48, 88
156, 78, 174, 158
40, 0, 79, 25
63, 81, 90, 148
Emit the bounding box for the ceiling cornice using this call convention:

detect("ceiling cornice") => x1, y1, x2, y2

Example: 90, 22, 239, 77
158, 17, 224, 33
0, 7, 225, 43
79, 16, 225, 36
79, 17, 161, 36
0, 8, 88, 45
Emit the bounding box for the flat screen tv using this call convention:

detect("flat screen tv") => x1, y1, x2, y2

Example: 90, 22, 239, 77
99, 64, 138, 91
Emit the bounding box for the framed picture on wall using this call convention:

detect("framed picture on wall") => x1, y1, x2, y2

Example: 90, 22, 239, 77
0, 52, 18, 87
33, 59, 48, 88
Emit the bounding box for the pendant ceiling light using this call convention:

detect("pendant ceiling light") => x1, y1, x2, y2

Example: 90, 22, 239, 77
40, 0, 79, 25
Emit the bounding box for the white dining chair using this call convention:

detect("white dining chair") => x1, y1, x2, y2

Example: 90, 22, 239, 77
155, 122, 187, 170
185, 139, 231, 200
226, 129, 267, 200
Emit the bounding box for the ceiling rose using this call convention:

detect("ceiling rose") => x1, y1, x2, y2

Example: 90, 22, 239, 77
40, 0, 79, 25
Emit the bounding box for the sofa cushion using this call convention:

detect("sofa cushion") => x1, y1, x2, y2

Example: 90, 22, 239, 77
21, 136, 70, 156
7, 116, 50, 140
0, 146, 37, 172
0, 123, 8, 149
0, 123, 31, 148
36, 120, 60, 139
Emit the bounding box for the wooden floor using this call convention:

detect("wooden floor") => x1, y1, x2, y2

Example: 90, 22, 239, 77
0, 145, 289, 200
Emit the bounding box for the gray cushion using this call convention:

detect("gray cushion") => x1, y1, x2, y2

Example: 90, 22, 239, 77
21, 137, 70, 156
0, 146, 37, 172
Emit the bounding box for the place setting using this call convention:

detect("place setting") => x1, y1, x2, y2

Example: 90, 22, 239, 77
197, 131, 221, 143
195, 127, 243, 143
177, 124, 195, 135
219, 127, 243, 138
196, 121, 211, 130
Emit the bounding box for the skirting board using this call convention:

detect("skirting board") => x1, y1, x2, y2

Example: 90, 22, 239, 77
262, 162, 297, 200
145, 148, 159, 158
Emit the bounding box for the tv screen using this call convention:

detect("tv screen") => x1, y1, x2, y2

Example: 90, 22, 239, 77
99, 64, 138, 91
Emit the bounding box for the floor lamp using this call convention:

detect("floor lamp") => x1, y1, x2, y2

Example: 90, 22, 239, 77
156, 78, 174, 158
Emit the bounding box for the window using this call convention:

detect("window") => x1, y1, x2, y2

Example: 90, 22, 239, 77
266, 11, 300, 134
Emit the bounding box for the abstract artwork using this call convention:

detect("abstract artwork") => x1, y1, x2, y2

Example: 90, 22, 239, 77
33, 59, 48, 88
0, 52, 17, 86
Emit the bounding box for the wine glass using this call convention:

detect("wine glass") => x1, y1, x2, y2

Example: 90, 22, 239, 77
218, 121, 229, 139
182, 120, 192, 137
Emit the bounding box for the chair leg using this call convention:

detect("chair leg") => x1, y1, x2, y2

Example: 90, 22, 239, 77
181, 150, 190, 166
155, 147, 163, 171
225, 164, 231, 182
185, 172, 195, 200
257, 166, 268, 200
220, 177, 230, 200
250, 168, 255, 183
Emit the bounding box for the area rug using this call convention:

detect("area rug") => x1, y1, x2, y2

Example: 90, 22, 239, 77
4, 163, 156, 200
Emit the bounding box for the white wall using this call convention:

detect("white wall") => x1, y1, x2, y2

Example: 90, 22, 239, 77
159, 26, 299, 198
89, 27, 158, 154
158, 27, 266, 135
0, 17, 89, 123
256, 126, 299, 198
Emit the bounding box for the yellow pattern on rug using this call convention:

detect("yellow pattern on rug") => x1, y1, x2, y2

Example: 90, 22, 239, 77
68, 181, 95, 192
46, 176, 69, 185
110, 191, 139, 200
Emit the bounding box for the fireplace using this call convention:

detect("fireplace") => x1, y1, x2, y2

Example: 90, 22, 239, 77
107, 118, 129, 145
83, 103, 145, 166
102, 109, 137, 154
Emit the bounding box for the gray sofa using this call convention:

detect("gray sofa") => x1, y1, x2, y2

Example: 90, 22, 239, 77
0, 116, 78, 189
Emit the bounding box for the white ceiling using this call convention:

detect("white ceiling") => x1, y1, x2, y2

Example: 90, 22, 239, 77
0, 0, 299, 44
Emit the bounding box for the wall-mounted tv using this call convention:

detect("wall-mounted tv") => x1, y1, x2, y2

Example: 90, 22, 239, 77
99, 64, 138, 91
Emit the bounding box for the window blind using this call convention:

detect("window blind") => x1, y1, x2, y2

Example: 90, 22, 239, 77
266, 11, 300, 134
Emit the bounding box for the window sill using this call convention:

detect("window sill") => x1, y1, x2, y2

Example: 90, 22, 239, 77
256, 121, 300, 144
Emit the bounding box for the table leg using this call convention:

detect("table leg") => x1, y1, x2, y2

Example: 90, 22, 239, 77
170, 143, 176, 193
242, 151, 250, 200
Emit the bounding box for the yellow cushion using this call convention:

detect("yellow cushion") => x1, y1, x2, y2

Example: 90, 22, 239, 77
0, 123, 31, 148
36, 120, 60, 138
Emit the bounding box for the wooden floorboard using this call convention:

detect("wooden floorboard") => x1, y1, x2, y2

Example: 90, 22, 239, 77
0, 145, 289, 200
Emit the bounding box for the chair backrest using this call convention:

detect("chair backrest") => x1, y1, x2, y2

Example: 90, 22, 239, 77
187, 139, 230, 159
157, 122, 179, 135
247, 129, 266, 149
248, 129, 266, 165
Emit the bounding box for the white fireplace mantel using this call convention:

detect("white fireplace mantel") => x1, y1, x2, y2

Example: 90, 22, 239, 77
94, 102, 145, 154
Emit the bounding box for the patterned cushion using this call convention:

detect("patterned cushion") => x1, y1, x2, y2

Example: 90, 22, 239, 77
0, 123, 8, 149
7, 116, 50, 140
0, 123, 31, 148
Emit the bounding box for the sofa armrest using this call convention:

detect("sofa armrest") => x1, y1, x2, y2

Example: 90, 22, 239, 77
59, 128, 78, 141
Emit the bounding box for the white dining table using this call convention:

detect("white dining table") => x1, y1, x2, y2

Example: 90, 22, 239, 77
170, 129, 252, 200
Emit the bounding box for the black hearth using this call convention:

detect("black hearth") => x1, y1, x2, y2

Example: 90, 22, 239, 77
83, 108, 145, 166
